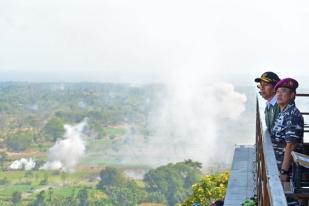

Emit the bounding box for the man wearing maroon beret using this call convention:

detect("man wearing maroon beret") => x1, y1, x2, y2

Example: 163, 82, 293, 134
255, 71, 281, 132
271, 78, 304, 182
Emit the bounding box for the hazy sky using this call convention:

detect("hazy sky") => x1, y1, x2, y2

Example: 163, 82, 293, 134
1, 0, 309, 85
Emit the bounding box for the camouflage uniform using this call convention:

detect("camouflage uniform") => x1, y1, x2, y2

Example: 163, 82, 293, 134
271, 102, 304, 171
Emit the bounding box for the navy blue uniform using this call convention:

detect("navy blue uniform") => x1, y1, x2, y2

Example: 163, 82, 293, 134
271, 102, 304, 170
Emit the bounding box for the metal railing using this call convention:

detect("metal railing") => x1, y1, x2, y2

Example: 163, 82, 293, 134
296, 93, 309, 132
256, 98, 288, 206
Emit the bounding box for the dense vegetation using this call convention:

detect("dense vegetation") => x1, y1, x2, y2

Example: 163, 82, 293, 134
0, 161, 228, 205
180, 171, 229, 206
144, 160, 202, 205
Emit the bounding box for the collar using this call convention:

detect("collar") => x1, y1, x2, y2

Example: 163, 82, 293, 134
266, 95, 277, 109
281, 101, 295, 112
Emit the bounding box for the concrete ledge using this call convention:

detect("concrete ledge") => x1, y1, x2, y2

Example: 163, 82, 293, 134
224, 145, 255, 206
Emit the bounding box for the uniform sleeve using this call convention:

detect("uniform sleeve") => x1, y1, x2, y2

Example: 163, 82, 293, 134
284, 113, 304, 144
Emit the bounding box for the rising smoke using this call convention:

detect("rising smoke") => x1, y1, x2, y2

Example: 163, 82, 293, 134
118, 71, 248, 168
40, 119, 88, 172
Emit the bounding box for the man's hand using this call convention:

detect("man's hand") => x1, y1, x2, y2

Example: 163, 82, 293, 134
280, 174, 289, 182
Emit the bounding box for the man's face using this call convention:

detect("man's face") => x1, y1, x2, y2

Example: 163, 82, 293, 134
276, 87, 295, 106
259, 81, 275, 100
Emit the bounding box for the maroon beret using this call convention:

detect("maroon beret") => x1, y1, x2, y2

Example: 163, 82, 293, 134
274, 78, 299, 91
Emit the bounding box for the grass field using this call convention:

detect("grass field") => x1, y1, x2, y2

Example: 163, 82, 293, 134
0, 169, 106, 205
0, 168, 167, 206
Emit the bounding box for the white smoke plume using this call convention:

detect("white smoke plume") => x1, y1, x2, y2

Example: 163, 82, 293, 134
119, 71, 247, 168
40, 119, 88, 172
154, 81, 247, 165
8, 158, 36, 171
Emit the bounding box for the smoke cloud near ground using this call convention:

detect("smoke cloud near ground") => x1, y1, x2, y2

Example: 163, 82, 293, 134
40, 119, 88, 172
8, 158, 36, 171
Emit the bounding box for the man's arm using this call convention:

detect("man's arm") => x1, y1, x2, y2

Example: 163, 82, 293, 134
281, 143, 296, 171
282, 112, 303, 172
280, 143, 296, 182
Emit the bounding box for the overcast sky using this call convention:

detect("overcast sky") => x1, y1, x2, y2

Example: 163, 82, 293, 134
1, 0, 309, 85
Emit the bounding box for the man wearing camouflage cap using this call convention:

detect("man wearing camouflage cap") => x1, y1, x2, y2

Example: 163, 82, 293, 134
271, 78, 304, 182
255, 71, 281, 132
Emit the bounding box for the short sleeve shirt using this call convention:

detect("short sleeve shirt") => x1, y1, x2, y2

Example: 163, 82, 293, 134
271, 102, 304, 169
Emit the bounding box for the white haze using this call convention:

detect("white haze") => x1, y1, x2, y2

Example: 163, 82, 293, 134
151, 82, 247, 166
119, 71, 247, 167
0, 0, 309, 84
8, 158, 36, 171
40, 119, 88, 172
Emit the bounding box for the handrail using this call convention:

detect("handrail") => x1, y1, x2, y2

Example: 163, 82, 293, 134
296, 94, 309, 97
296, 94, 309, 133
256, 98, 288, 206
296, 94, 309, 117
